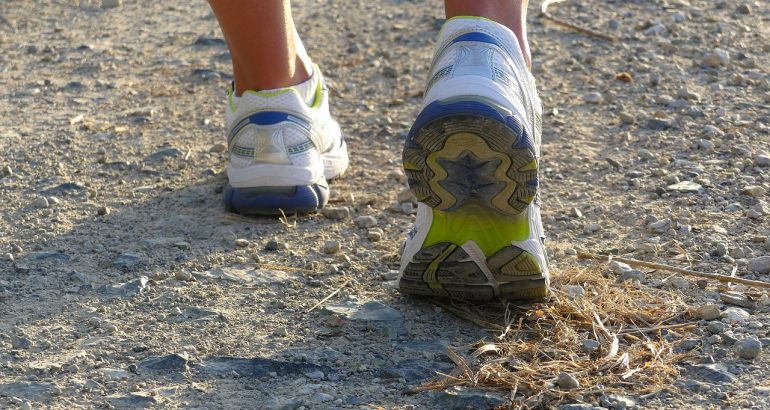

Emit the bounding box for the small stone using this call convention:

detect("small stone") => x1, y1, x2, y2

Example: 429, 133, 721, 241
367, 228, 384, 242
556, 372, 580, 389
32, 196, 49, 208
723, 307, 750, 323
174, 271, 194, 282
401, 202, 414, 214
321, 206, 351, 220
112, 252, 148, 271
303, 369, 325, 380
583, 92, 603, 104
387, 169, 407, 183
648, 218, 672, 234
697, 304, 721, 321
570, 208, 583, 218
734, 336, 762, 360
642, 22, 666, 35
354, 215, 377, 228
562, 285, 585, 299
707, 321, 727, 334
759, 294, 770, 307
397, 188, 416, 203
715, 243, 728, 257
97, 205, 110, 216
646, 118, 673, 130
272, 327, 289, 337
736, 4, 752, 14
209, 143, 227, 153
720, 291, 755, 308
11, 335, 32, 349
743, 186, 766, 198
619, 112, 635, 124
47, 196, 60, 206
599, 394, 637, 409
264, 239, 283, 251
749, 256, 770, 274
755, 154, 770, 167
138, 353, 189, 372
667, 181, 702, 193
582, 339, 601, 353
101, 0, 121, 8
234, 238, 250, 248
702, 49, 730, 67
322, 240, 341, 254
606, 157, 623, 168
664, 276, 691, 290
314, 392, 334, 402
144, 147, 184, 163
1, 165, 12, 176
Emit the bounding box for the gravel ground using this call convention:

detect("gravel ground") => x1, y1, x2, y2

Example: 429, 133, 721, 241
1, 0, 769, 409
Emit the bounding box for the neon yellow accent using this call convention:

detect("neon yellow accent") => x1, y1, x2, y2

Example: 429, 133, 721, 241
228, 83, 236, 113
310, 64, 324, 108
423, 204, 529, 256
425, 133, 516, 213
518, 159, 538, 172
423, 244, 455, 294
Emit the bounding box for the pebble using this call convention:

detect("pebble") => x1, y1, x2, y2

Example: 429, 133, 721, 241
32, 196, 49, 208
599, 394, 637, 409
755, 154, 770, 167
646, 118, 673, 130
734, 336, 762, 360
354, 215, 377, 228
264, 239, 283, 251
583, 92, 603, 104
209, 143, 227, 153
702, 49, 730, 67
748, 256, 770, 274
743, 186, 766, 198
321, 206, 351, 220
556, 372, 580, 389
582, 339, 601, 353
367, 228, 384, 242
667, 181, 702, 193
322, 240, 341, 254
144, 147, 184, 163
97, 205, 110, 216
736, 4, 752, 14
697, 304, 721, 321
401, 202, 414, 214
707, 321, 727, 334
314, 392, 334, 402
174, 271, 194, 282
648, 218, 672, 234
101, 0, 122, 8
138, 353, 189, 372
112, 252, 148, 271
234, 238, 250, 248
563, 285, 585, 299
586, 222, 602, 233
723, 307, 750, 323
720, 291, 754, 308
1, 165, 12, 176
619, 112, 635, 124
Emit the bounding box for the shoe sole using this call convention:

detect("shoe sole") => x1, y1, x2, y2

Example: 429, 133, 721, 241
401, 98, 547, 301
224, 183, 329, 217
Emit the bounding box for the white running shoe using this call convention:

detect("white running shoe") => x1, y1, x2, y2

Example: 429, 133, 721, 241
223, 65, 349, 215
399, 17, 548, 301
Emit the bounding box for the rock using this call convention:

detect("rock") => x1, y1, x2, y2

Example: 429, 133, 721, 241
610, 261, 633, 275
586, 222, 602, 233
646, 118, 673, 130
209, 142, 227, 152
32, 196, 49, 208
112, 252, 149, 271
583, 92, 603, 104
755, 154, 770, 167
378, 359, 454, 382
562, 285, 585, 299
11, 335, 33, 349
322, 240, 341, 254
321, 206, 351, 220
720, 291, 755, 308
174, 270, 194, 282
734, 336, 762, 360
703, 125, 724, 137
0, 382, 55, 400
314, 392, 334, 403
702, 49, 730, 67
715, 243, 728, 257
556, 372, 580, 389
619, 112, 635, 125
685, 363, 736, 384
743, 186, 766, 198
30, 251, 70, 262
354, 215, 377, 228
367, 228, 384, 242
263, 239, 284, 251
664, 276, 691, 290
723, 307, 750, 323
397, 188, 416, 203
47, 196, 60, 206
1, 165, 12, 176
195, 356, 333, 379
98, 276, 149, 298
697, 304, 721, 321
101, 0, 122, 8
642, 22, 666, 35
97, 205, 110, 216
323, 300, 405, 339
606, 157, 622, 168
736, 4, 752, 14
144, 147, 184, 163
748, 256, 770, 274
428, 386, 506, 410
138, 353, 189, 372
108, 393, 157, 409
666, 181, 702, 193
234, 238, 250, 248
648, 218, 672, 234
760, 294, 770, 307
202, 267, 297, 285
599, 394, 637, 409
582, 339, 601, 353
707, 321, 727, 334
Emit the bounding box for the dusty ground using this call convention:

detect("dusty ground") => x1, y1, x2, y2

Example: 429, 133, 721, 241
1, 0, 769, 409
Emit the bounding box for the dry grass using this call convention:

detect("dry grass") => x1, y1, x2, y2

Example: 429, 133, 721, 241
420, 264, 699, 408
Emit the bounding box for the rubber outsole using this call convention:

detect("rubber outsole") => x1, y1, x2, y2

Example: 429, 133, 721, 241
223, 183, 329, 217
399, 98, 547, 301
403, 98, 538, 216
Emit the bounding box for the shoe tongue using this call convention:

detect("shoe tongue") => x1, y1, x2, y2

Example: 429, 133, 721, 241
439, 17, 521, 60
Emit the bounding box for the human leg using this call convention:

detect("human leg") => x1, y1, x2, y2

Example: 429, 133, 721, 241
208, 0, 348, 215
398, 2, 547, 300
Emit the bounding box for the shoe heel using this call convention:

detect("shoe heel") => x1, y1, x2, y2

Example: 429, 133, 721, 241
403, 98, 538, 216
224, 183, 329, 216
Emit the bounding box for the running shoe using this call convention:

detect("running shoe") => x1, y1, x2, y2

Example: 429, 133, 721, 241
399, 17, 549, 301
223, 65, 349, 216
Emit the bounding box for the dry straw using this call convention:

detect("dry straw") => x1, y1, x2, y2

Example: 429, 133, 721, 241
419, 264, 699, 408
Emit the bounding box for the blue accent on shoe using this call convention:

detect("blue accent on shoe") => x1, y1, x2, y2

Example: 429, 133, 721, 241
228, 111, 311, 145
450, 32, 503, 47
223, 183, 329, 216
407, 99, 527, 146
